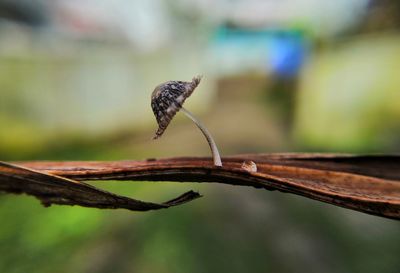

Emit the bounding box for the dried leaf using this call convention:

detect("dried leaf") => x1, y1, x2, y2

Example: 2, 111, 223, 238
17, 154, 400, 219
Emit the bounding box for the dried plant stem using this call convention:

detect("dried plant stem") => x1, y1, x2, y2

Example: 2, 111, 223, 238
181, 107, 222, 166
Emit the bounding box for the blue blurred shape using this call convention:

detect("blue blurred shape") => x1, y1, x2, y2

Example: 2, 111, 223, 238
268, 31, 308, 77
211, 26, 308, 77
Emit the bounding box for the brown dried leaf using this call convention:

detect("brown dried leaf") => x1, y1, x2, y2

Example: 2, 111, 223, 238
17, 154, 400, 220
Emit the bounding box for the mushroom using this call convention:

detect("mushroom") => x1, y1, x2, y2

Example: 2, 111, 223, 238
151, 76, 222, 167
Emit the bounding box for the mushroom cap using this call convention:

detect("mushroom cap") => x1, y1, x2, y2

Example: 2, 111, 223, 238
151, 75, 202, 139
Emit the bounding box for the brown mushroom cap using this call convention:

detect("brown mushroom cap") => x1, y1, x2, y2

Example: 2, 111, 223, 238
151, 76, 202, 139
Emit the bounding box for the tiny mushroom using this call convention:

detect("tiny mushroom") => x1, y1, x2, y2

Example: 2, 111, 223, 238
241, 160, 257, 173
151, 76, 222, 167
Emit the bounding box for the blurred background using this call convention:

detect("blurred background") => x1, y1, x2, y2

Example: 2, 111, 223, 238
1, 0, 400, 272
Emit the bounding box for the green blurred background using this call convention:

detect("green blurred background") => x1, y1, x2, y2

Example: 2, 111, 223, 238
1, 1, 400, 272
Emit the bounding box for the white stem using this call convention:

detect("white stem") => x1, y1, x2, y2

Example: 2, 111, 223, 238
181, 107, 222, 167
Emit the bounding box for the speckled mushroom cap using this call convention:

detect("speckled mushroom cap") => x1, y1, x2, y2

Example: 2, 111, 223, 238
151, 75, 202, 139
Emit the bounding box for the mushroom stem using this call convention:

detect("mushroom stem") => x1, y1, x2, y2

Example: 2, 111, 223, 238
180, 107, 222, 167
